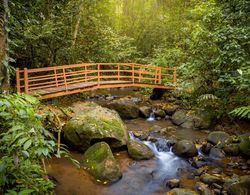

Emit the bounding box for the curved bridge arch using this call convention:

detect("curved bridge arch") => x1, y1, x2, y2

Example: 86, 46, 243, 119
16, 63, 176, 99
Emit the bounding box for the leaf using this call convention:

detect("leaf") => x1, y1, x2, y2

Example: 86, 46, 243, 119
21, 150, 30, 158
19, 189, 35, 195
23, 139, 32, 150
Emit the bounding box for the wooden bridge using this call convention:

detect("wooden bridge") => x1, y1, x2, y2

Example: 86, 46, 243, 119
16, 63, 176, 99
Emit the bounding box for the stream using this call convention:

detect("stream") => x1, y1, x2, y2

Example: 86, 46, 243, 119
47, 117, 209, 195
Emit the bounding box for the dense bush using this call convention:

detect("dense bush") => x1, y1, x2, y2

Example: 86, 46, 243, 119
0, 94, 55, 194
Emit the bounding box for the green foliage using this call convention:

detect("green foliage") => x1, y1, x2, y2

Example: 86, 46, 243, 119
0, 94, 55, 193
230, 106, 250, 119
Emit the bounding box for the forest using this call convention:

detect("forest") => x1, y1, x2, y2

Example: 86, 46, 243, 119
0, 0, 249, 194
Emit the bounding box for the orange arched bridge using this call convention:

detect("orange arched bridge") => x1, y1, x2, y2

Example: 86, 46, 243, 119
16, 63, 176, 99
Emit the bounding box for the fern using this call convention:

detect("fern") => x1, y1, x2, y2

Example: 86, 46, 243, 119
198, 94, 219, 101
230, 106, 250, 119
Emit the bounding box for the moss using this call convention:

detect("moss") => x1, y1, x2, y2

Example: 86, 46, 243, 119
82, 142, 122, 183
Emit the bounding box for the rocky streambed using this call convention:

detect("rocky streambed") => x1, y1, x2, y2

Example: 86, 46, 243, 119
43, 93, 250, 195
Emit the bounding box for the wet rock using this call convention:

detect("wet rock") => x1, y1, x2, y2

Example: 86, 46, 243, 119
238, 134, 250, 157
166, 178, 180, 189
64, 103, 127, 152
213, 189, 221, 195
147, 136, 158, 142
209, 147, 225, 159
139, 106, 152, 118
211, 168, 222, 174
212, 183, 223, 189
107, 100, 140, 119
172, 140, 198, 158
164, 105, 178, 116
150, 125, 163, 133
155, 109, 166, 118
82, 142, 122, 183
127, 139, 154, 160
166, 188, 198, 195
171, 110, 190, 126
171, 110, 214, 129
200, 173, 224, 185
194, 168, 206, 176
105, 96, 115, 101
207, 131, 230, 145
200, 142, 213, 154
228, 175, 250, 195
223, 144, 239, 156
194, 182, 213, 195
193, 110, 215, 129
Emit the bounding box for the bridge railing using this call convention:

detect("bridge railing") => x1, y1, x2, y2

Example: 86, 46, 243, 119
16, 63, 176, 99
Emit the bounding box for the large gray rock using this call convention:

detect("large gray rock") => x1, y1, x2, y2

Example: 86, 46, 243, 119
64, 103, 128, 152
200, 173, 224, 185
172, 140, 198, 158
207, 131, 230, 145
239, 134, 250, 157
107, 100, 140, 119
127, 139, 154, 160
228, 175, 250, 195
171, 110, 214, 129
166, 188, 198, 195
209, 147, 225, 159
82, 142, 122, 183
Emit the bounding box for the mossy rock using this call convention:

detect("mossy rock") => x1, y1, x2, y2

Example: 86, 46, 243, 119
239, 134, 250, 157
166, 188, 198, 195
207, 131, 230, 145
107, 100, 140, 119
172, 140, 198, 158
64, 103, 128, 152
127, 139, 154, 160
82, 142, 122, 183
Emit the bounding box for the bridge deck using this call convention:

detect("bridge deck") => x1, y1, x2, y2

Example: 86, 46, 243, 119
16, 63, 176, 99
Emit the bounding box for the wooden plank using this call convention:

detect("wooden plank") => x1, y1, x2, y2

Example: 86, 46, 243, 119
16, 68, 21, 93
24, 68, 29, 94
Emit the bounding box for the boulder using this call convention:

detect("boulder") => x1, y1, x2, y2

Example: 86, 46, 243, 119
107, 100, 140, 119
127, 139, 154, 160
228, 175, 250, 195
223, 144, 239, 156
166, 188, 198, 195
64, 103, 128, 152
166, 179, 180, 189
139, 106, 152, 118
194, 182, 213, 195
207, 131, 230, 145
200, 173, 224, 185
171, 110, 190, 127
209, 147, 225, 159
172, 140, 198, 158
164, 105, 178, 116
155, 109, 166, 118
82, 142, 122, 183
238, 134, 250, 157
171, 110, 214, 129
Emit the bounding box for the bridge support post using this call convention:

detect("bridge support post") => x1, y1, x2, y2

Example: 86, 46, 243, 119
173, 67, 177, 84
118, 64, 120, 81
97, 63, 100, 86
24, 68, 29, 94
132, 64, 135, 83
16, 68, 20, 93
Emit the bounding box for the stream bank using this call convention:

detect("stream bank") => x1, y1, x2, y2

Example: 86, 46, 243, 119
42, 88, 249, 195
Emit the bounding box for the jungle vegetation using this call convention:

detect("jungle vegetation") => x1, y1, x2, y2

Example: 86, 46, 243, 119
0, 0, 249, 193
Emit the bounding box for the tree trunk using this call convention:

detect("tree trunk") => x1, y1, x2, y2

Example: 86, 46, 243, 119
0, 0, 10, 93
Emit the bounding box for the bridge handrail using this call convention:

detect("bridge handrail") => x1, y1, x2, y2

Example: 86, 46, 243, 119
16, 63, 176, 99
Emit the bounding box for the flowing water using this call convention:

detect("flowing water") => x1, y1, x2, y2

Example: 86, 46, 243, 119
47, 118, 208, 195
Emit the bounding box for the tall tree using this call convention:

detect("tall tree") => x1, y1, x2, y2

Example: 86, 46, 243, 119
0, 0, 9, 92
